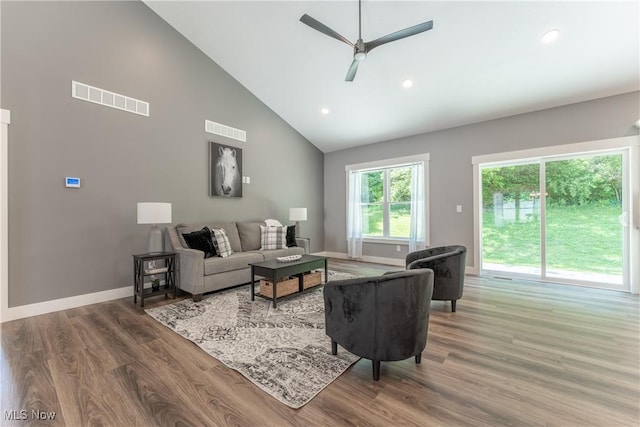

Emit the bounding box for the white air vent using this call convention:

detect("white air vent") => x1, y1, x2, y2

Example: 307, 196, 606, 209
72, 81, 149, 117
205, 120, 246, 142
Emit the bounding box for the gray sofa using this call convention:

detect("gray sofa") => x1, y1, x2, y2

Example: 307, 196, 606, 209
166, 221, 306, 301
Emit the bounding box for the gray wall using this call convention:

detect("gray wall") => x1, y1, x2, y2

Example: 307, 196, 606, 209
324, 92, 640, 266
1, 1, 324, 307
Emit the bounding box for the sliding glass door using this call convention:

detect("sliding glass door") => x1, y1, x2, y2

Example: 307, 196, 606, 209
480, 150, 627, 289
482, 162, 541, 276
544, 154, 624, 285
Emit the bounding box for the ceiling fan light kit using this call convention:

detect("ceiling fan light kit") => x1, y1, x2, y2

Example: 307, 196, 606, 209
300, 0, 433, 82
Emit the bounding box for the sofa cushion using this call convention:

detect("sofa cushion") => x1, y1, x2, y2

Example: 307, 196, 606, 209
176, 222, 242, 252
260, 225, 287, 249
237, 222, 264, 251
250, 246, 305, 261
204, 252, 264, 275
182, 227, 216, 258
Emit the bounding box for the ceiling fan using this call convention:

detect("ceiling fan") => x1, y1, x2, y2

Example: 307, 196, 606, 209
300, 0, 434, 82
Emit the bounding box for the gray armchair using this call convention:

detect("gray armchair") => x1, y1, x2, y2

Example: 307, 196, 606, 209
323, 269, 434, 381
406, 245, 467, 312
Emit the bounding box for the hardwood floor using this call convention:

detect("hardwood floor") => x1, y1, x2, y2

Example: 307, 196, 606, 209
1, 259, 639, 426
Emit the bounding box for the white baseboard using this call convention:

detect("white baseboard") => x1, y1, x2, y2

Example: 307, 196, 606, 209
314, 251, 477, 275
466, 265, 478, 275
0, 257, 477, 323
1, 285, 132, 323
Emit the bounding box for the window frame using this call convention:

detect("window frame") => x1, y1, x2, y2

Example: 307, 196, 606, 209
346, 153, 430, 245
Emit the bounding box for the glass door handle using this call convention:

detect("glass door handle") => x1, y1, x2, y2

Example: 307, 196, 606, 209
618, 212, 629, 227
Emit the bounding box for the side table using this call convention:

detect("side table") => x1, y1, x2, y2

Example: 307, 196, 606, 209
133, 252, 176, 308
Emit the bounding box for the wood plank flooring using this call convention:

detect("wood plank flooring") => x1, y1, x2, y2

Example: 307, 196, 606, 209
1, 259, 638, 426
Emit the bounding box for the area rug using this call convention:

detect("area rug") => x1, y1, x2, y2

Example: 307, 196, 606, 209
145, 270, 360, 408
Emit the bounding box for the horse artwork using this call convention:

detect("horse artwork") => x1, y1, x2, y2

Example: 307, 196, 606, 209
209, 142, 242, 198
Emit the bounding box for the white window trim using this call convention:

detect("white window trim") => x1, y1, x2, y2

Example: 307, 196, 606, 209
471, 135, 640, 294
345, 153, 430, 245
0, 110, 9, 322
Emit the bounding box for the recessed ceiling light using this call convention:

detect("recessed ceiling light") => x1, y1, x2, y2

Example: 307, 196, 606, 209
320, 108, 330, 115
541, 29, 560, 44
402, 79, 413, 89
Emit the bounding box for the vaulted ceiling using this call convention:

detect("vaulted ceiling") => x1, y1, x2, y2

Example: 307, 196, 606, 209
144, 1, 640, 153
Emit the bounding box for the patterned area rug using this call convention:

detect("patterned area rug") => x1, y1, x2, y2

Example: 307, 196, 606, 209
145, 270, 360, 409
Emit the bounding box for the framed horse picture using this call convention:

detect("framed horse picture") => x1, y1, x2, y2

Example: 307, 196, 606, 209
209, 141, 243, 198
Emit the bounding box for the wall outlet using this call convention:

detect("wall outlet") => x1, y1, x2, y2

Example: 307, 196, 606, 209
456, 205, 462, 213
396, 245, 401, 252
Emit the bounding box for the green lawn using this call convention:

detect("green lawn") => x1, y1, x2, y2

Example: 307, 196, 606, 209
363, 204, 622, 276
483, 205, 622, 275
363, 205, 411, 238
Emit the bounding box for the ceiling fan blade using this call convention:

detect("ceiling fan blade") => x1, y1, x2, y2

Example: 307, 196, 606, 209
364, 20, 433, 52
345, 59, 360, 82
300, 14, 354, 47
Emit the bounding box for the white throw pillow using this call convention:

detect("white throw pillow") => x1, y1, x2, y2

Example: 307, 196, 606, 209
264, 219, 283, 227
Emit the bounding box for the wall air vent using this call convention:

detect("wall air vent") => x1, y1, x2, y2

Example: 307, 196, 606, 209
71, 81, 149, 117
205, 120, 246, 142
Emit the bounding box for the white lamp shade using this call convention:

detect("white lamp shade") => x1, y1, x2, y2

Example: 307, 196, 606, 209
289, 208, 307, 221
137, 202, 172, 224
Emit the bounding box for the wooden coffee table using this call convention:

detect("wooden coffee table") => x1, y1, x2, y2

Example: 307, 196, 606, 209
249, 255, 328, 308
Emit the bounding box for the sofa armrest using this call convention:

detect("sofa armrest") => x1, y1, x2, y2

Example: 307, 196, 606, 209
296, 237, 310, 254
406, 246, 466, 267
406, 252, 453, 270
406, 248, 441, 267
174, 247, 205, 296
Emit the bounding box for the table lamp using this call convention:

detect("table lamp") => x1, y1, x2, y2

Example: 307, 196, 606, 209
137, 202, 172, 253
289, 207, 307, 237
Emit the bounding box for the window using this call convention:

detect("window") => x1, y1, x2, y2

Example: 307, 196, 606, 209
346, 154, 429, 258
361, 166, 413, 238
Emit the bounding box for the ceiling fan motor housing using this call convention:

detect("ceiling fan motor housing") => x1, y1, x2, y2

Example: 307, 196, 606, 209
354, 40, 367, 60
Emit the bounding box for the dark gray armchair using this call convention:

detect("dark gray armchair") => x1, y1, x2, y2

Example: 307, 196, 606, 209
406, 245, 466, 312
323, 269, 434, 381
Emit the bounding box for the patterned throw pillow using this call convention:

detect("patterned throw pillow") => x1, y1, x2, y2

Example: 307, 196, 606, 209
211, 228, 234, 258
264, 218, 283, 227
260, 225, 287, 250
182, 227, 216, 258
286, 225, 297, 247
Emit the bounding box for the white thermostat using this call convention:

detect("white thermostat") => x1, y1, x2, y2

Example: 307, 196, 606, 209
65, 177, 81, 188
